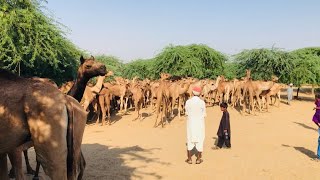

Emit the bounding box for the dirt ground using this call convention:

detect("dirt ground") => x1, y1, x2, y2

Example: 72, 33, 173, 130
11, 91, 320, 180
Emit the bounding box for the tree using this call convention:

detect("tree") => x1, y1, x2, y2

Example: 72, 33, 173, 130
153, 44, 226, 79
234, 48, 295, 82
289, 47, 320, 97
122, 59, 156, 79
95, 55, 123, 77
223, 60, 239, 80
0, 0, 81, 84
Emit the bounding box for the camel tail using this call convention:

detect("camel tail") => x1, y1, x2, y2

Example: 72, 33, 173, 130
66, 102, 74, 178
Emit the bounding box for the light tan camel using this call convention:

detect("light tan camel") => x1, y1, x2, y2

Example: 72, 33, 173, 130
260, 83, 283, 111
154, 73, 171, 127
242, 73, 278, 114
59, 81, 74, 94
82, 71, 114, 111
168, 78, 192, 119
103, 81, 128, 113
96, 87, 112, 125
0, 69, 88, 180
128, 77, 145, 120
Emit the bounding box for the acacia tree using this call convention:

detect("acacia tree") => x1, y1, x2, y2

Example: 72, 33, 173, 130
289, 47, 320, 97
0, 0, 81, 84
234, 48, 295, 82
153, 44, 226, 79
122, 59, 156, 79
95, 55, 123, 77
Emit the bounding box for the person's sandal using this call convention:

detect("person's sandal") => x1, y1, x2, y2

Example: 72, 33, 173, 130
196, 159, 203, 164
185, 159, 192, 164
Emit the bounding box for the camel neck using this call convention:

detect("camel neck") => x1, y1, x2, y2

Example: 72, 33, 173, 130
67, 75, 90, 102
95, 76, 105, 90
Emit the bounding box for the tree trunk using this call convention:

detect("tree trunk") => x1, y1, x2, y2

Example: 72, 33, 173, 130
312, 84, 315, 95
296, 87, 300, 99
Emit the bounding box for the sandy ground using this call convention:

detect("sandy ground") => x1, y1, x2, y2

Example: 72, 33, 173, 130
10, 92, 320, 180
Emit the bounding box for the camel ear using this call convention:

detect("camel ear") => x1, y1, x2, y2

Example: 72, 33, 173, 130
91, 55, 95, 60
80, 56, 85, 64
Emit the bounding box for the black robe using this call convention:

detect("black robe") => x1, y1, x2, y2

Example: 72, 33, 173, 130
217, 111, 231, 137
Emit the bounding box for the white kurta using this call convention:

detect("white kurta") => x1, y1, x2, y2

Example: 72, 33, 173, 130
185, 96, 206, 151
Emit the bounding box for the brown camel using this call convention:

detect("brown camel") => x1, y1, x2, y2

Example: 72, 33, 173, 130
11, 55, 107, 179
0, 69, 88, 180
68, 55, 107, 101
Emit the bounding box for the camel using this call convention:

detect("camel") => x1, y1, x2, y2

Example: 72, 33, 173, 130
103, 80, 128, 113
0, 69, 88, 180
12, 55, 107, 180
260, 83, 283, 110
68, 55, 107, 102
82, 71, 114, 111
168, 78, 193, 119
59, 81, 74, 94
96, 87, 112, 125
154, 73, 171, 127
128, 77, 145, 120
242, 71, 278, 114
215, 76, 236, 104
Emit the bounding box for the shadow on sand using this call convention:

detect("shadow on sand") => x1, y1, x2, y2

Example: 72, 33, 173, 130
293, 122, 317, 132
282, 144, 317, 159
82, 144, 169, 179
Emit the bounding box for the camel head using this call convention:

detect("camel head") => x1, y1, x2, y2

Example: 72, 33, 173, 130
271, 75, 279, 82
79, 55, 107, 79
245, 69, 251, 78
105, 70, 114, 77
207, 79, 217, 91
160, 73, 171, 80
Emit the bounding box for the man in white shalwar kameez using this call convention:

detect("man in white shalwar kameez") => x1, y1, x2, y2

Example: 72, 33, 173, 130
185, 86, 206, 164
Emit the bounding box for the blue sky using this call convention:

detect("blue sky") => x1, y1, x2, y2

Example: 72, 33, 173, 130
46, 0, 320, 62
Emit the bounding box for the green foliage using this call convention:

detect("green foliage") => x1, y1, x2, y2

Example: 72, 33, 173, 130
289, 47, 320, 86
234, 48, 295, 82
153, 44, 226, 79
223, 60, 239, 80
0, 0, 81, 84
95, 55, 123, 77
122, 59, 156, 79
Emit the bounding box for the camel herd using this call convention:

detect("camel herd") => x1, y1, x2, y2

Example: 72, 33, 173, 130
0, 55, 285, 180
61, 68, 285, 128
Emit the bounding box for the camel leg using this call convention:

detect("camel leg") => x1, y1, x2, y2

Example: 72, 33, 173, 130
154, 98, 161, 127
134, 99, 139, 120
32, 160, 40, 180
98, 96, 105, 126
8, 150, 25, 180
0, 154, 9, 180
266, 95, 270, 112
24, 150, 35, 175
178, 96, 181, 120
277, 91, 281, 107
120, 96, 124, 112
170, 97, 175, 118
106, 96, 111, 124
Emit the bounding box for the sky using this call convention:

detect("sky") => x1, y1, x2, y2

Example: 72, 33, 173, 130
46, 0, 320, 62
